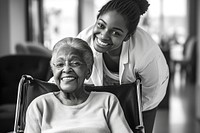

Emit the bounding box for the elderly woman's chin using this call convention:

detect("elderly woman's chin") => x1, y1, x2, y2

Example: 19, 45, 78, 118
60, 81, 78, 93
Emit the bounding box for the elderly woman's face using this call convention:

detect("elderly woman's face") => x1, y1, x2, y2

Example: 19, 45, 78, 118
52, 46, 90, 93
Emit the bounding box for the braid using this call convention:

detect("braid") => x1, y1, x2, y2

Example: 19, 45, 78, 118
97, 0, 150, 35
134, 0, 150, 15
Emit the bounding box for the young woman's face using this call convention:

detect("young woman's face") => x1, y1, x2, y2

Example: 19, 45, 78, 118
93, 11, 129, 53
52, 46, 90, 93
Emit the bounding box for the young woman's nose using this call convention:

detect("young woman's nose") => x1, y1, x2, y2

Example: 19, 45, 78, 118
101, 29, 110, 40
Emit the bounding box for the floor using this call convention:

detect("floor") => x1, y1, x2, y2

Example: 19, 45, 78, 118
153, 63, 200, 133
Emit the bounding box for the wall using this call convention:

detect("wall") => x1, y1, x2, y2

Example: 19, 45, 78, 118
0, 0, 26, 56
0, 0, 10, 56
196, 0, 200, 119
81, 0, 95, 31
9, 0, 26, 54
80, 0, 109, 31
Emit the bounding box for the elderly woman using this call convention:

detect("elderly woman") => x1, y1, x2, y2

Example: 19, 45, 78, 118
24, 37, 133, 133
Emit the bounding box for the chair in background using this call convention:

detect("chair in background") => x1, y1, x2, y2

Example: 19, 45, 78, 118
0, 55, 52, 133
169, 36, 197, 84
15, 42, 52, 58
181, 36, 197, 82
14, 75, 144, 133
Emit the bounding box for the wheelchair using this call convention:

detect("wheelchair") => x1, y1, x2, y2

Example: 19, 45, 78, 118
13, 75, 144, 133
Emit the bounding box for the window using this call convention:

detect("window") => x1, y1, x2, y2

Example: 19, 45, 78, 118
139, 0, 188, 44
43, 0, 78, 50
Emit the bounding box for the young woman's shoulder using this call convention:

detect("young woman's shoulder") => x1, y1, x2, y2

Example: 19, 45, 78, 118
134, 27, 157, 46
129, 27, 164, 67
76, 25, 94, 42
131, 27, 161, 53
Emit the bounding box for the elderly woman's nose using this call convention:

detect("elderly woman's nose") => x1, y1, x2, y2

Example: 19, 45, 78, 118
62, 62, 72, 72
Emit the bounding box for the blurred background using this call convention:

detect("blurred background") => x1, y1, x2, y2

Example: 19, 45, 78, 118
0, 0, 200, 132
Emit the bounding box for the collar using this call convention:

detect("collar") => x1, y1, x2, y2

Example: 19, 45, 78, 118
120, 40, 130, 65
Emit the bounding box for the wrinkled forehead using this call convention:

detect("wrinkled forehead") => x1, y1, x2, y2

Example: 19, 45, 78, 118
52, 45, 83, 61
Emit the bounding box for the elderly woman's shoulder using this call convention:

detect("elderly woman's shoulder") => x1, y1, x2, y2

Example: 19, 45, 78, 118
29, 92, 56, 105
91, 91, 118, 101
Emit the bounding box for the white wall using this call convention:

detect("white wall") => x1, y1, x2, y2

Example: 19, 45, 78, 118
0, 0, 26, 56
0, 0, 10, 56
81, 0, 95, 30
9, 0, 26, 54
196, 0, 200, 119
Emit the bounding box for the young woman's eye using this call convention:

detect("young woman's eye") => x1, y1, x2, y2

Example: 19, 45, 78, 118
112, 31, 120, 36
97, 22, 104, 29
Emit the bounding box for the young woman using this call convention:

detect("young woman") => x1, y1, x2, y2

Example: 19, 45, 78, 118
76, 0, 169, 132
25, 37, 133, 133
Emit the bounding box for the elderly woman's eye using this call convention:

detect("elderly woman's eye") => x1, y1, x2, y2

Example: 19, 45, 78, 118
54, 62, 65, 68
70, 61, 82, 67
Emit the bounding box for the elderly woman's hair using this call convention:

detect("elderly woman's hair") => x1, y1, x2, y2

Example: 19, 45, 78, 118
97, 0, 150, 35
51, 37, 94, 70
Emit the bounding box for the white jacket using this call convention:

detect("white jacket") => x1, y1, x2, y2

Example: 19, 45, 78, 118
77, 26, 169, 111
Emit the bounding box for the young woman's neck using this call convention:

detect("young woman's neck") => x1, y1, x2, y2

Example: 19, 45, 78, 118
103, 45, 122, 72
106, 45, 122, 57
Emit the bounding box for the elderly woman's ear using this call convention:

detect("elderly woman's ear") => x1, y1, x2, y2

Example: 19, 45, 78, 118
85, 68, 92, 80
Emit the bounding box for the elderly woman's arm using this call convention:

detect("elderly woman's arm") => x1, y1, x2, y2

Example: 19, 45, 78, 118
24, 99, 42, 133
107, 94, 133, 133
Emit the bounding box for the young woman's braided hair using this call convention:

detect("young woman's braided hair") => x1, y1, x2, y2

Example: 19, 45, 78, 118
97, 0, 150, 36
